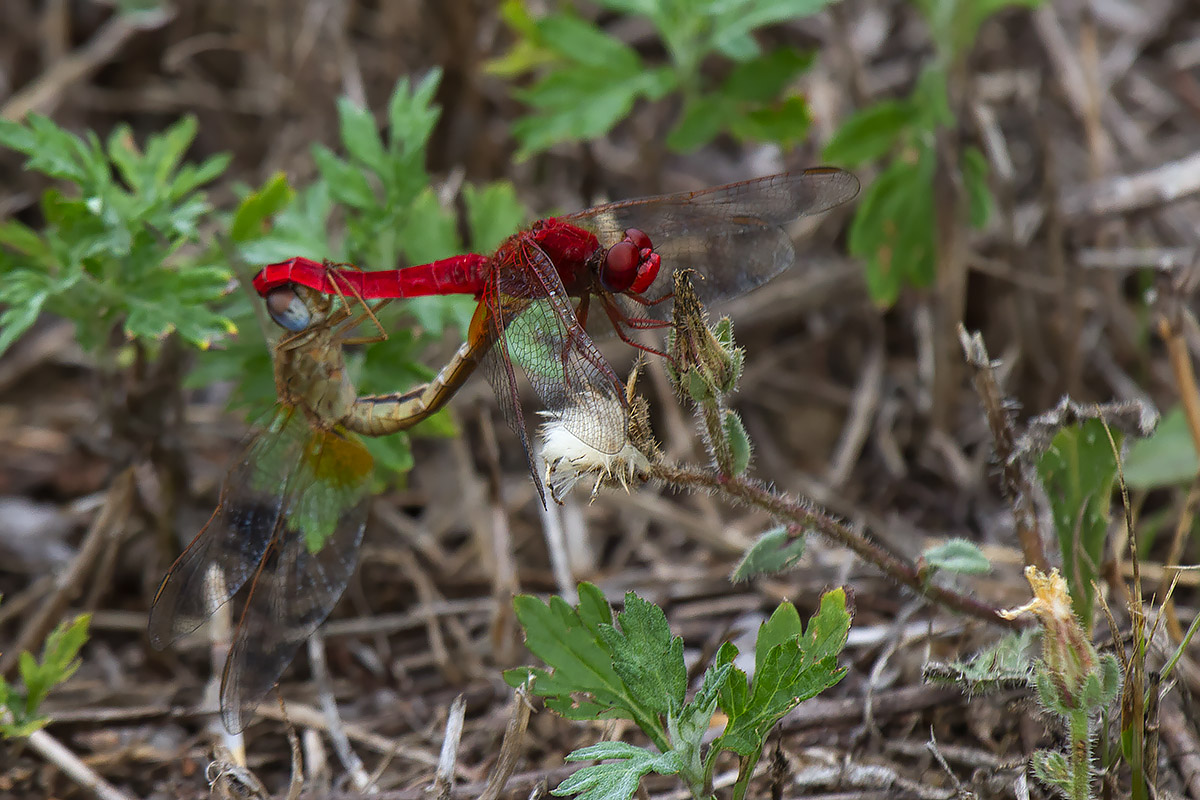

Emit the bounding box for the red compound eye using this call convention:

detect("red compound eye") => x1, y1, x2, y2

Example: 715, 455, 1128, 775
602, 240, 639, 292
625, 228, 651, 253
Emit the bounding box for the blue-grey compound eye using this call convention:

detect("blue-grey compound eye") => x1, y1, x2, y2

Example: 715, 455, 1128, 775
265, 286, 311, 332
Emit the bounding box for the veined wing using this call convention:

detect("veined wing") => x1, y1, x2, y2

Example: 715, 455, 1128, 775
220, 425, 373, 733
148, 407, 313, 648
562, 168, 859, 307
479, 237, 628, 504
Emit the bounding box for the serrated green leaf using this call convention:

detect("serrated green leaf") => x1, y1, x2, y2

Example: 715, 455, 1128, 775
387, 70, 443, 156
511, 593, 640, 722
755, 602, 803, 669
337, 98, 387, 172
1036, 418, 1119, 628
312, 145, 377, 210
598, 593, 687, 717
731, 526, 806, 581
923, 538, 991, 575
716, 589, 849, 757
555, 744, 684, 800
513, 67, 675, 158
674, 661, 733, 750
823, 100, 914, 166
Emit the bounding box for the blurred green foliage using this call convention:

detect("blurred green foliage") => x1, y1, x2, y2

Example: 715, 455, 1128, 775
0, 70, 528, 481
490, 0, 836, 158
826, 0, 1041, 305
0, 613, 90, 738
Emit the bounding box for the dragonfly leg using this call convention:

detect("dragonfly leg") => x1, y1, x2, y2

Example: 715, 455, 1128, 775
336, 299, 393, 344
601, 299, 670, 360
625, 290, 675, 308
574, 294, 591, 328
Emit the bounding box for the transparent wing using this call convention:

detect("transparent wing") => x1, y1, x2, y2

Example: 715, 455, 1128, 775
478, 238, 628, 503
148, 407, 311, 648
562, 167, 859, 308
219, 427, 372, 733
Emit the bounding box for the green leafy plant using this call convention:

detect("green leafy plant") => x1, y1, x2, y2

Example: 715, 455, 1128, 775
1000, 568, 1122, 800
505, 583, 851, 800
490, 0, 838, 158
1035, 418, 1120, 632
0, 115, 233, 357
824, 0, 1041, 305
190, 70, 528, 475
0, 613, 91, 738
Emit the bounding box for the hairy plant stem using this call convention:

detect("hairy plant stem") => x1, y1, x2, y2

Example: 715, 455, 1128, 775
653, 464, 1026, 629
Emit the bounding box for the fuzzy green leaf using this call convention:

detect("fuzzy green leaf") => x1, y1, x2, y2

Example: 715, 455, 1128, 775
598, 594, 687, 717
555, 743, 685, 800
923, 538, 991, 575
731, 526, 806, 581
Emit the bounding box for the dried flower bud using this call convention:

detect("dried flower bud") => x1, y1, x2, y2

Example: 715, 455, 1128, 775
1001, 567, 1098, 702
667, 270, 743, 401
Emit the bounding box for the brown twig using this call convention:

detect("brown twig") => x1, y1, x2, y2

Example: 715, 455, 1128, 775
650, 464, 1024, 628
957, 326, 1049, 572
0, 468, 133, 676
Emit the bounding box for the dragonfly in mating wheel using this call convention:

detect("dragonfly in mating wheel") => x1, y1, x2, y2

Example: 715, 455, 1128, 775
148, 283, 479, 732
253, 167, 860, 503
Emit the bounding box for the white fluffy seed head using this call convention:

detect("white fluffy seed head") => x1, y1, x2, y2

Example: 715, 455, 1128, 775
539, 413, 652, 503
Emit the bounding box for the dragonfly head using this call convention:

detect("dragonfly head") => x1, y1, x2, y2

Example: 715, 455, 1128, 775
265, 284, 330, 332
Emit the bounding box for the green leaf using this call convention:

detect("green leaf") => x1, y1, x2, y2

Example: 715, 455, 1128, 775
823, 100, 914, 165
337, 98, 387, 173
716, 591, 850, 756
463, 182, 526, 253
755, 602, 804, 669
513, 67, 675, 158
312, 144, 377, 211
961, 146, 992, 228
848, 150, 936, 306
387, 70, 443, 157
555, 743, 684, 800
722, 47, 814, 103
730, 96, 812, 147
722, 410, 752, 474
230, 173, 295, 243
598, 593, 687, 717
731, 526, 806, 581
923, 538, 991, 575
667, 95, 735, 153
509, 591, 638, 721
674, 661, 733, 750
1124, 405, 1195, 488
537, 14, 640, 69
1035, 418, 1119, 629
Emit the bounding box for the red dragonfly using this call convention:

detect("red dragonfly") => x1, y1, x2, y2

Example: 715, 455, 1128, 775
253, 168, 859, 501
149, 284, 466, 732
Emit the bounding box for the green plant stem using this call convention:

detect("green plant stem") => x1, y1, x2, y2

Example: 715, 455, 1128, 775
1069, 710, 1093, 800
653, 465, 1026, 629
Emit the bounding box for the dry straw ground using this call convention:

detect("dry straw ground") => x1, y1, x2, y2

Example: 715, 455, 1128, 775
1, 1, 1199, 798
